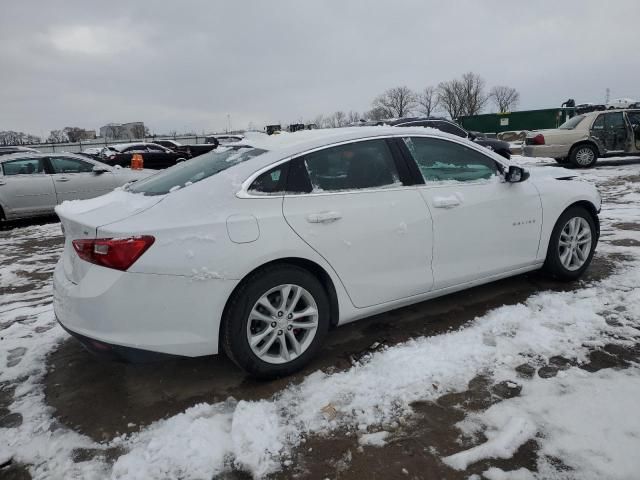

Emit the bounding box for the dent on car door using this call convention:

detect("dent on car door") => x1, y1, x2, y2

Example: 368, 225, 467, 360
49, 156, 116, 203
0, 157, 56, 218
279, 138, 434, 308
401, 136, 542, 289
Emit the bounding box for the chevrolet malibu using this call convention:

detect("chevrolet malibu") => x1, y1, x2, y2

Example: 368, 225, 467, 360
53, 127, 600, 378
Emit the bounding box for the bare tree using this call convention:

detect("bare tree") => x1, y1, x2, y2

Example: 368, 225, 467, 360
346, 110, 362, 125
417, 86, 439, 117
130, 123, 146, 139
365, 106, 390, 122
0, 131, 40, 145
63, 127, 86, 143
459, 72, 488, 116
489, 85, 520, 113
437, 79, 465, 119
47, 130, 68, 143
312, 114, 326, 128
333, 111, 347, 127
437, 72, 489, 119
371, 86, 417, 118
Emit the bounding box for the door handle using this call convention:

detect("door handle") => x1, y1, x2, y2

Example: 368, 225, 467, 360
306, 211, 342, 224
433, 195, 462, 208
56, 177, 70, 182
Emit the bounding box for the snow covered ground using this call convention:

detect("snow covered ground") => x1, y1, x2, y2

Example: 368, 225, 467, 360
1, 156, 640, 479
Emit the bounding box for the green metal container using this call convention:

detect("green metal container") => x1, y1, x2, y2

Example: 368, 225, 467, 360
458, 108, 576, 134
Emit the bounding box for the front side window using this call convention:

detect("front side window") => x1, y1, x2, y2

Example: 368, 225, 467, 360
403, 137, 498, 183
49, 157, 94, 173
1, 158, 46, 175
303, 139, 400, 192
129, 146, 266, 196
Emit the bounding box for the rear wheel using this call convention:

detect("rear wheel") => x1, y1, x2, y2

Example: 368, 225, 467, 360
222, 265, 329, 378
569, 144, 598, 168
543, 206, 597, 281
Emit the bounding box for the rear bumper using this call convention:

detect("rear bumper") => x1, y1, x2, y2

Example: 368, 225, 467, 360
53, 260, 238, 357
523, 145, 571, 158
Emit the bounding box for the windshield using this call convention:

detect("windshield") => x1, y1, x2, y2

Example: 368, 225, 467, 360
558, 115, 585, 130
128, 146, 266, 196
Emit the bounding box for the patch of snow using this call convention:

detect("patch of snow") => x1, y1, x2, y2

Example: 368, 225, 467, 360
482, 467, 535, 480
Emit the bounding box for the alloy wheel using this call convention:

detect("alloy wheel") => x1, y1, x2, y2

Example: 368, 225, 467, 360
247, 284, 319, 364
558, 217, 592, 271
575, 147, 595, 166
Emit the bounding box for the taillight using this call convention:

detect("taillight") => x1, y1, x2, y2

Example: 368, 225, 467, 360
72, 236, 155, 271
531, 133, 545, 145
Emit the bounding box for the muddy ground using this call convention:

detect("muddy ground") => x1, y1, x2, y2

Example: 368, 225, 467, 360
2, 158, 640, 479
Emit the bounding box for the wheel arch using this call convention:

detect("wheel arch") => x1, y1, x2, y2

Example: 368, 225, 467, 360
570, 139, 602, 156
565, 200, 600, 240
219, 257, 341, 349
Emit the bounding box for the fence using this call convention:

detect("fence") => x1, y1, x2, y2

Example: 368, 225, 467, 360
21, 135, 212, 154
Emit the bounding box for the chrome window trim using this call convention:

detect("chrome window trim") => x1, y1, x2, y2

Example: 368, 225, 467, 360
236, 133, 509, 199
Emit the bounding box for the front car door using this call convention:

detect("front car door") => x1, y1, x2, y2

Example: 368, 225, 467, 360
146, 144, 177, 168
0, 157, 56, 219
400, 136, 542, 289
48, 156, 117, 203
280, 138, 434, 308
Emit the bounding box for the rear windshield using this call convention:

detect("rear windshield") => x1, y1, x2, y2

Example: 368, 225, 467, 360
128, 146, 266, 196
558, 115, 585, 129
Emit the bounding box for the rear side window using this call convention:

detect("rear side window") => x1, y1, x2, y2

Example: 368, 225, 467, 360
303, 139, 400, 192
403, 137, 498, 183
2, 158, 46, 175
249, 164, 287, 194
591, 115, 605, 131
49, 157, 94, 173
434, 121, 467, 138
129, 146, 266, 195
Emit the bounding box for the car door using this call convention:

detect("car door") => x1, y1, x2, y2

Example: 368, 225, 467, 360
146, 144, 176, 168
590, 112, 629, 153
48, 156, 117, 203
400, 136, 542, 290
280, 138, 434, 308
0, 157, 56, 218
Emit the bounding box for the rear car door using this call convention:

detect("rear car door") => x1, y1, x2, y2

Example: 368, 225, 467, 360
626, 111, 640, 151
146, 144, 177, 168
280, 138, 434, 308
0, 157, 56, 218
401, 136, 542, 289
590, 112, 630, 153
48, 156, 117, 203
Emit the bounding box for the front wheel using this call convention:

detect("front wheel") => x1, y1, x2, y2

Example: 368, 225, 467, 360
221, 265, 329, 378
569, 144, 598, 168
543, 206, 597, 281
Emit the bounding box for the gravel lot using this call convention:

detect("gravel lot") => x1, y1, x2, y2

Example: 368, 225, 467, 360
1, 156, 640, 479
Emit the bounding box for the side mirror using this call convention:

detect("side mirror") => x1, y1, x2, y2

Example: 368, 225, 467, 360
505, 165, 529, 183
468, 131, 476, 141
92, 165, 109, 174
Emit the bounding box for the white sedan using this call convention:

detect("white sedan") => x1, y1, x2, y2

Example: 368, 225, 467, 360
53, 127, 600, 377
0, 152, 154, 221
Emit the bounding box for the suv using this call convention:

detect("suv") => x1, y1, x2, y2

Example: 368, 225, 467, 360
523, 109, 640, 168
383, 117, 512, 159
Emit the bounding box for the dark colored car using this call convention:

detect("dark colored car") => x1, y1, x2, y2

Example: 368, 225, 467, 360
100, 142, 187, 169
0, 146, 40, 156
384, 117, 512, 159
153, 139, 218, 158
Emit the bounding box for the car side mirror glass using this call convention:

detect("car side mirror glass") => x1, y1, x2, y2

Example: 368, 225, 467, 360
92, 165, 109, 174
506, 165, 529, 183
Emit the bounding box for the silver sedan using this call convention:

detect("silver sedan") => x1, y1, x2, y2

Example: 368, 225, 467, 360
0, 152, 154, 221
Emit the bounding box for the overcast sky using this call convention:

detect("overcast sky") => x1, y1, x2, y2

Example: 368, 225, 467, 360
1, 0, 638, 137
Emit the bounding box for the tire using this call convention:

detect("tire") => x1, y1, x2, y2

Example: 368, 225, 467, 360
554, 157, 568, 164
221, 265, 330, 378
543, 206, 597, 281
569, 144, 598, 168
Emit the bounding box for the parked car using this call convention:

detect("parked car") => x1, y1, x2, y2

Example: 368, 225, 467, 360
205, 134, 243, 145
0, 146, 39, 156
0, 152, 153, 221
99, 142, 187, 169
54, 127, 600, 378
383, 117, 512, 159
607, 98, 637, 110
153, 139, 218, 158
575, 103, 606, 114
523, 109, 640, 167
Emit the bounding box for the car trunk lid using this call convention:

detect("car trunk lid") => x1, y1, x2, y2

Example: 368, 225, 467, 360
56, 189, 165, 284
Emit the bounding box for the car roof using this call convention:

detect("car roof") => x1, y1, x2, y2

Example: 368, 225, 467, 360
0, 152, 100, 163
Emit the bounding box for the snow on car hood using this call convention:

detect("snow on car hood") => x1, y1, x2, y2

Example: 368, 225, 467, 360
525, 165, 577, 180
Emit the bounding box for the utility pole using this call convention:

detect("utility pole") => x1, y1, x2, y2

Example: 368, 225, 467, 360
226, 114, 231, 133
605, 88, 610, 104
